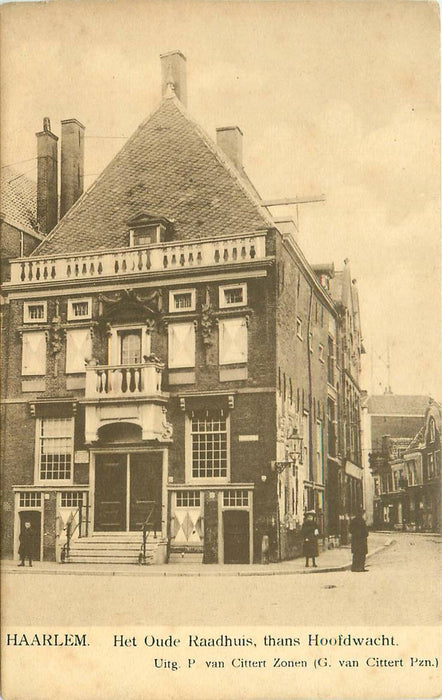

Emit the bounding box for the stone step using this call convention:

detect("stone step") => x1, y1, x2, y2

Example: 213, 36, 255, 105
67, 555, 149, 564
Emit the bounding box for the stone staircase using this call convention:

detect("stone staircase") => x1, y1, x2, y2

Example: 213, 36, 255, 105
65, 533, 167, 565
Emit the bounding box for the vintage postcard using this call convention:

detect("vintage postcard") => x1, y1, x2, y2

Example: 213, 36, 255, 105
1, 1, 440, 698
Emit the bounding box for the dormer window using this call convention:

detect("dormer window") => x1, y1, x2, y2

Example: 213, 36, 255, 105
127, 212, 172, 247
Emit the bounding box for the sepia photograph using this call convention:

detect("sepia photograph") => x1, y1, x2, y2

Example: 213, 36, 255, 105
1, 1, 440, 698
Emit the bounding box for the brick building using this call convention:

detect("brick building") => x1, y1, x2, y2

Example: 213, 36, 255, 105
366, 395, 440, 532
1, 51, 364, 565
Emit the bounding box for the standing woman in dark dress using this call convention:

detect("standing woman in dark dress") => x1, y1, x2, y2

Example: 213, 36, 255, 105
18, 520, 34, 567
301, 511, 319, 567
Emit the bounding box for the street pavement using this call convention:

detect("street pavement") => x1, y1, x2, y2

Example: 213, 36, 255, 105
2, 532, 440, 626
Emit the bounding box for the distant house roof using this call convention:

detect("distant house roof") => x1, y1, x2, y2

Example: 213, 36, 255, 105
367, 394, 430, 416
0, 167, 39, 236
34, 95, 272, 257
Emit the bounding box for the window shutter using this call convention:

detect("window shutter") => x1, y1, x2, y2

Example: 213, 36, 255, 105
219, 318, 247, 365
168, 322, 195, 369
66, 329, 92, 373
22, 331, 46, 375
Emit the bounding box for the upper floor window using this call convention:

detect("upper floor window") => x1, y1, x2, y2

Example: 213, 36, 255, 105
22, 331, 46, 376
23, 301, 47, 324
66, 328, 92, 374
219, 317, 247, 365
169, 289, 196, 313
427, 453, 435, 480
67, 298, 92, 321
327, 336, 335, 384
428, 418, 436, 444
168, 322, 196, 369
120, 330, 142, 365
189, 410, 228, 480
38, 417, 73, 482
219, 283, 247, 309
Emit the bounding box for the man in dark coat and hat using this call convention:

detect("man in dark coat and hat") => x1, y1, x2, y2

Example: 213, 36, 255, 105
349, 508, 368, 572
301, 511, 319, 567
18, 520, 34, 567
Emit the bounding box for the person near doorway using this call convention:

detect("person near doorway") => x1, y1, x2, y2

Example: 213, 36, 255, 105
301, 511, 319, 567
349, 508, 369, 572
18, 520, 34, 567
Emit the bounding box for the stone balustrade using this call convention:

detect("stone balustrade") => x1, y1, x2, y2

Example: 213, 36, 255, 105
85, 362, 164, 399
9, 232, 267, 285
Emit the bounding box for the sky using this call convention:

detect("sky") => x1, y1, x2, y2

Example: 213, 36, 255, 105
1, 0, 440, 399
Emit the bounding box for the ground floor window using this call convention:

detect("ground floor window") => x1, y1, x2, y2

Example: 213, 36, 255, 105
60, 491, 86, 508
19, 492, 42, 508
176, 491, 201, 507
223, 489, 249, 507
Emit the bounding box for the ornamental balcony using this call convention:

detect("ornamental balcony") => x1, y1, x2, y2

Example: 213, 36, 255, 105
9, 232, 267, 285
83, 361, 171, 444
85, 362, 164, 400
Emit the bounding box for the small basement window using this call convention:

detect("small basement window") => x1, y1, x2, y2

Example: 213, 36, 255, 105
23, 301, 47, 324
67, 298, 92, 321
219, 283, 247, 308
169, 289, 196, 313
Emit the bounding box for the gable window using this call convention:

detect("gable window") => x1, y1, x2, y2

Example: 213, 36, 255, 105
219, 283, 247, 308
22, 331, 46, 375
296, 317, 303, 340
66, 328, 92, 374
169, 289, 196, 313
23, 301, 47, 324
38, 418, 73, 481
168, 322, 196, 369
429, 418, 436, 444
219, 317, 247, 365
67, 298, 92, 321
189, 410, 228, 480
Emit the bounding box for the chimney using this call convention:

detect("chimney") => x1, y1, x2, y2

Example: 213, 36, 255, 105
216, 127, 243, 170
36, 118, 58, 234
60, 118, 85, 219
160, 51, 187, 106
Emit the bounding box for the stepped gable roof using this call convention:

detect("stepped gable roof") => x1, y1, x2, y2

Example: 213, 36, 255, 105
1, 166, 39, 235
367, 394, 430, 416
34, 96, 272, 257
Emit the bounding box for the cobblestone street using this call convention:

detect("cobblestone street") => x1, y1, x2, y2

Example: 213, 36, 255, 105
2, 533, 439, 627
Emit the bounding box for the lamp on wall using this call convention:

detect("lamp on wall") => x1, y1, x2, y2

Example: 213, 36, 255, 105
287, 427, 303, 462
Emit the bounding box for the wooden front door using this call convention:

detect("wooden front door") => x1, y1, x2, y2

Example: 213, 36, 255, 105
94, 454, 126, 531
223, 510, 249, 564
129, 453, 162, 531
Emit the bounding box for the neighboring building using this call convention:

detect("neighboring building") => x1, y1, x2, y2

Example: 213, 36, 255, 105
364, 393, 437, 530
313, 261, 364, 542
0, 167, 44, 283
1, 51, 364, 565
1, 116, 85, 282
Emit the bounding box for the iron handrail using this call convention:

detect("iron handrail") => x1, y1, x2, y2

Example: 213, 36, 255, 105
139, 502, 156, 565
61, 503, 90, 563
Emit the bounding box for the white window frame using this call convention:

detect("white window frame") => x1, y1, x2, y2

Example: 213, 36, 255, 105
21, 330, 47, 376
67, 298, 92, 321
169, 288, 196, 313
219, 282, 247, 309
219, 317, 248, 366
65, 328, 93, 374
168, 322, 196, 369
185, 412, 230, 483
296, 317, 303, 340
108, 325, 151, 366
35, 417, 74, 485
23, 301, 47, 324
